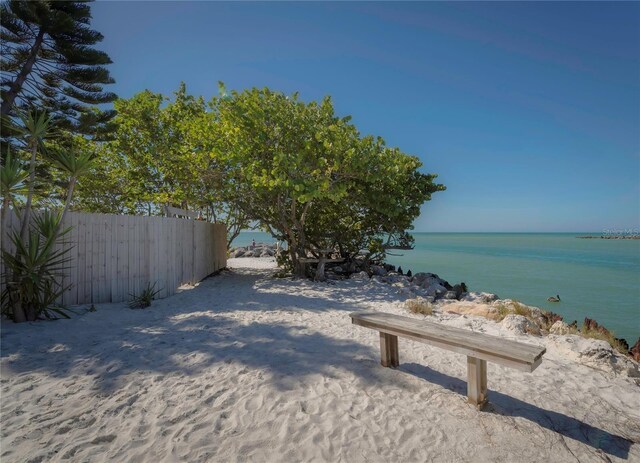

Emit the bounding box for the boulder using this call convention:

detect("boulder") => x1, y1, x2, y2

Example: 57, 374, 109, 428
371, 265, 387, 277
501, 314, 541, 336
462, 292, 499, 303
443, 302, 501, 320
350, 271, 369, 281
549, 320, 572, 335
451, 283, 467, 299
547, 335, 640, 377
631, 338, 640, 362
443, 291, 458, 300
424, 283, 448, 298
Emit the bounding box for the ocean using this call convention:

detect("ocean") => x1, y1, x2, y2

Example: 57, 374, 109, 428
233, 231, 640, 343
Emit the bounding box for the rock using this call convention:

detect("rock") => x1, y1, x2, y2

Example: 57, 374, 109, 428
443, 291, 458, 300
583, 317, 611, 337
460, 291, 499, 303
259, 251, 271, 257
444, 302, 501, 320
231, 249, 245, 258
547, 335, 640, 377
451, 283, 467, 299
383, 263, 395, 272
501, 314, 541, 336
325, 271, 340, 280
549, 320, 572, 335
631, 338, 640, 362
424, 283, 448, 298
350, 271, 369, 281
371, 265, 387, 277
615, 338, 629, 353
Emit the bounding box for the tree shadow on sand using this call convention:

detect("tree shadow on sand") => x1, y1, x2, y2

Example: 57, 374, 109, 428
0, 311, 393, 395
199, 267, 407, 313
399, 362, 633, 459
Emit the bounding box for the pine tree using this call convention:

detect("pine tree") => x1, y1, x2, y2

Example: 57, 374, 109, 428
1, 0, 117, 140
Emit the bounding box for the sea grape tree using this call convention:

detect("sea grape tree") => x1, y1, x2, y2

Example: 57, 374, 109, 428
211, 85, 445, 276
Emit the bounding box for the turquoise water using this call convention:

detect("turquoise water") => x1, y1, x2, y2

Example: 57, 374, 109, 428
234, 232, 640, 342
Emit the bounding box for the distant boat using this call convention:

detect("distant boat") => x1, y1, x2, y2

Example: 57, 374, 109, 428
547, 294, 561, 302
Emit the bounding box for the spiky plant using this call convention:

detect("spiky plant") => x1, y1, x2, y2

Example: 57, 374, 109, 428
0, 149, 28, 235
1, 210, 72, 321
129, 282, 162, 309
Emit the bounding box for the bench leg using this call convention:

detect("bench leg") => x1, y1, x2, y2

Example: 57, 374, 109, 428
380, 333, 399, 368
467, 356, 488, 409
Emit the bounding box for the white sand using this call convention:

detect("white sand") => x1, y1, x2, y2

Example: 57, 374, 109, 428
1, 257, 639, 462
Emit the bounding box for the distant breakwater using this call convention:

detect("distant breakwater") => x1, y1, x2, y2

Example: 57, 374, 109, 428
577, 235, 639, 240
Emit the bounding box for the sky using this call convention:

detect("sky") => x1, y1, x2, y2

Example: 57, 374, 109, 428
91, 1, 640, 232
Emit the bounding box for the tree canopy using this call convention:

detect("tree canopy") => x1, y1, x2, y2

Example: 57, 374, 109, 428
211, 85, 445, 274
1, 0, 117, 146
74, 83, 445, 275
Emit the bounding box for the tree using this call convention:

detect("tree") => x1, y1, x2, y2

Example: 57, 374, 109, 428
72, 83, 252, 245
211, 85, 445, 276
1, 0, 116, 145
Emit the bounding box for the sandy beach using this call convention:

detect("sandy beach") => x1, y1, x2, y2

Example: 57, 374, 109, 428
1, 257, 639, 462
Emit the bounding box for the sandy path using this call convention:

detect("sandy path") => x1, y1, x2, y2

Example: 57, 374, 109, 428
1, 257, 638, 462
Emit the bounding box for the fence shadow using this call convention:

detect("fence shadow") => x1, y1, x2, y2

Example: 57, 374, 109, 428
399, 362, 633, 459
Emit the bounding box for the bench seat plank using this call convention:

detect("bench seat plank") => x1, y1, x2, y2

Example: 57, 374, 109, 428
350, 311, 545, 372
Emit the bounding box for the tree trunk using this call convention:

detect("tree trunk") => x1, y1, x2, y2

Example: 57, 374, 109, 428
61, 177, 76, 222
1, 29, 45, 117
315, 256, 327, 282
25, 303, 37, 322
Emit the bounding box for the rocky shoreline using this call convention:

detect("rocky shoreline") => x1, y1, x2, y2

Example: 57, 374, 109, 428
230, 243, 640, 363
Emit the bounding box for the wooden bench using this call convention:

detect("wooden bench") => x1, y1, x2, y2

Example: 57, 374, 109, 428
350, 311, 546, 409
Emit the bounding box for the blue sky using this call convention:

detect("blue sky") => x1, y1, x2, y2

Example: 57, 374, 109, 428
92, 1, 639, 232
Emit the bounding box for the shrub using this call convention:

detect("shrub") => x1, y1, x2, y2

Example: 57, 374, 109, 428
1, 211, 72, 321
405, 298, 433, 316
129, 282, 162, 309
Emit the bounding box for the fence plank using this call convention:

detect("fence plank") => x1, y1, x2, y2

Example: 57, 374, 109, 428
1, 210, 226, 305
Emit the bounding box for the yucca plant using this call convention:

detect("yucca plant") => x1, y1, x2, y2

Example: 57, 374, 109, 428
48, 145, 96, 223
0, 149, 28, 244
1, 210, 72, 321
17, 109, 54, 244
129, 282, 162, 309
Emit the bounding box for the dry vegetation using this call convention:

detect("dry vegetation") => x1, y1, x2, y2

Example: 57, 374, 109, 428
405, 298, 434, 316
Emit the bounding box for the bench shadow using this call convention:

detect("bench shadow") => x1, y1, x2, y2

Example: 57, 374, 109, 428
400, 362, 633, 459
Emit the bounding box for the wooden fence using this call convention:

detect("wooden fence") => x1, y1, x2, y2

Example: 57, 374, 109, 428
0, 210, 227, 305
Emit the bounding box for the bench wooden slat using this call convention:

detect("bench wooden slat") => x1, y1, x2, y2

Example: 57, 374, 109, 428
350, 311, 545, 372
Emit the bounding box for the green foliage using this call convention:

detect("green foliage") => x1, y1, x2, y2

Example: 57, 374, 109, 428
0, 149, 28, 206
2, 105, 94, 323
73, 82, 444, 266
73, 83, 252, 244
210, 85, 445, 275
1, 0, 117, 149
1, 210, 72, 321
129, 282, 162, 309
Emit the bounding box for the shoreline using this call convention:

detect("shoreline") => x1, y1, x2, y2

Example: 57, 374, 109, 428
231, 245, 640, 357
